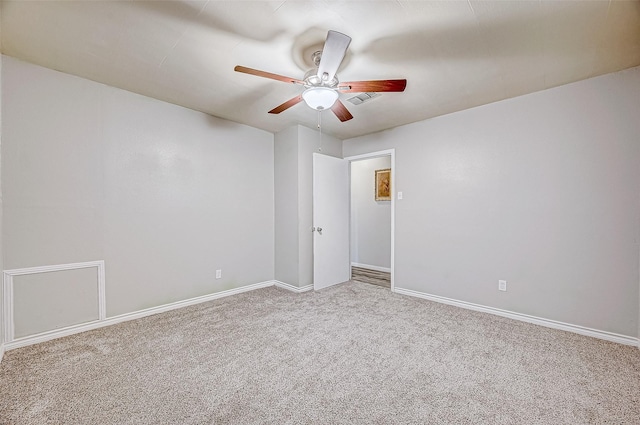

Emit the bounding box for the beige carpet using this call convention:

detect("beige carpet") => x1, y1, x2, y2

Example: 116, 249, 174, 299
1, 281, 639, 424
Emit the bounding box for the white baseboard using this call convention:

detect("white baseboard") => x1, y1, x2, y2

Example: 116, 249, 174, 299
4, 280, 275, 351
351, 262, 391, 273
274, 281, 313, 293
0, 343, 4, 363
394, 287, 638, 347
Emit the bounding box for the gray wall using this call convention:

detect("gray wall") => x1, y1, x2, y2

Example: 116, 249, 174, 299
350, 156, 391, 269
13, 268, 99, 338
0, 15, 4, 353
274, 126, 300, 286
2, 56, 275, 322
273, 124, 341, 288
344, 67, 640, 337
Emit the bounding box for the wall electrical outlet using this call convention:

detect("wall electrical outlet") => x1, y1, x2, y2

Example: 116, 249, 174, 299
216, 269, 222, 279
498, 280, 507, 291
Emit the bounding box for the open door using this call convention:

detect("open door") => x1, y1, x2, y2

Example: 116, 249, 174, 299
313, 153, 350, 290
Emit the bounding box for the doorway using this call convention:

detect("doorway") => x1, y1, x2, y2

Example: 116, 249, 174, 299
312, 149, 395, 292
346, 150, 395, 291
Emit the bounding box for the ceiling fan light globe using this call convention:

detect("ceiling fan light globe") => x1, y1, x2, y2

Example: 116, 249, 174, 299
302, 87, 338, 110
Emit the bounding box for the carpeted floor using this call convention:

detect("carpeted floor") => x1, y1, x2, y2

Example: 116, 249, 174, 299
1, 281, 639, 424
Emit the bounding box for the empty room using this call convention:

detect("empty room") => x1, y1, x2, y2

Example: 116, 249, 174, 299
1, 1, 639, 424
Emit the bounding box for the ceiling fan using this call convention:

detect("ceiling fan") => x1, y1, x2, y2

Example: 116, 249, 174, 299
234, 30, 407, 122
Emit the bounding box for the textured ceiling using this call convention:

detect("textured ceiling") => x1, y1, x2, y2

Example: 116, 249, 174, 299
2, 1, 640, 140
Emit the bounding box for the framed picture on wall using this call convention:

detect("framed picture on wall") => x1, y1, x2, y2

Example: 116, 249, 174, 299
375, 168, 391, 201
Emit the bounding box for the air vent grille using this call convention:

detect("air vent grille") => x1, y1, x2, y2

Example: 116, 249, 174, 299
346, 92, 381, 105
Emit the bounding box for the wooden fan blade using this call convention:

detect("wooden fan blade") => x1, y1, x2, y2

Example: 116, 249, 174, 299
331, 100, 353, 122
268, 95, 304, 114
234, 65, 304, 85
338, 79, 407, 93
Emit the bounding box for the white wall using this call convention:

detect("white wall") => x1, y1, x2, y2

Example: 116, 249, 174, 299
344, 67, 640, 338
2, 56, 275, 327
350, 156, 391, 269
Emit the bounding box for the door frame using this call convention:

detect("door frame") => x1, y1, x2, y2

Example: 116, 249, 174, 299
344, 149, 396, 292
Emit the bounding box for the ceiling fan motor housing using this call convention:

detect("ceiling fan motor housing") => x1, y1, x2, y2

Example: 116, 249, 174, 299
302, 51, 340, 110
303, 68, 339, 88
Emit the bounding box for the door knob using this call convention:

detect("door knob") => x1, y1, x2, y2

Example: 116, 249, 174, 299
317, 227, 323, 234
313, 227, 323, 234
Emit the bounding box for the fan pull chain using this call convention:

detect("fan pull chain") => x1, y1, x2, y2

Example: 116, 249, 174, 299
317, 110, 323, 152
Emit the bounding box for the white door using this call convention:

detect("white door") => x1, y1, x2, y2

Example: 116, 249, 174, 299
313, 153, 350, 290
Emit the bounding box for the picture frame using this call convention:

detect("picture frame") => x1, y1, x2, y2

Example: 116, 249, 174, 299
375, 168, 391, 201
